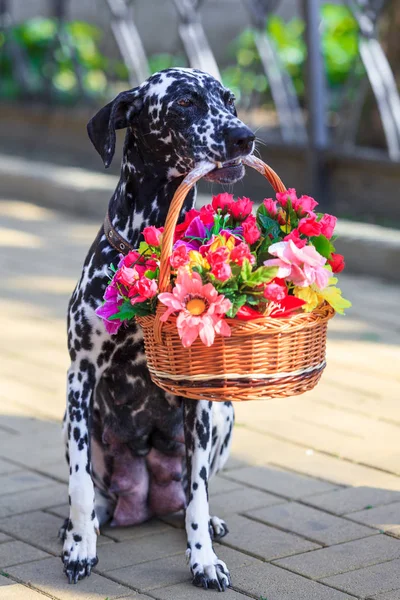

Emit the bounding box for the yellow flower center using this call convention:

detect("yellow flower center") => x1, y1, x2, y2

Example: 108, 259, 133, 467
186, 298, 207, 315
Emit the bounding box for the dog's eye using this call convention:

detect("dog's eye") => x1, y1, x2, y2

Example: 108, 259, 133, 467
226, 96, 235, 107
177, 98, 193, 107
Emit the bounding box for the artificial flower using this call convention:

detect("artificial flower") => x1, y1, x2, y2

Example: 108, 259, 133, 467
230, 242, 255, 266
294, 194, 318, 215
328, 252, 345, 273
269, 295, 306, 317
158, 268, 231, 347
242, 216, 261, 245
200, 233, 236, 256
263, 198, 278, 216
143, 226, 164, 247
170, 244, 190, 268
174, 209, 200, 240
264, 240, 329, 289
319, 214, 337, 239
236, 306, 263, 320
298, 214, 322, 237
211, 261, 232, 281
185, 216, 207, 240
129, 277, 158, 304
116, 265, 138, 287
263, 280, 287, 302
229, 197, 253, 221
212, 193, 234, 213
199, 204, 215, 226
293, 286, 321, 312
95, 282, 123, 335
283, 228, 307, 248
319, 277, 351, 314
119, 250, 141, 268
276, 188, 297, 207
188, 250, 210, 271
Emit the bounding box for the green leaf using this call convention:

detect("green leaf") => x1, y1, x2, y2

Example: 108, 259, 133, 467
257, 214, 281, 238
138, 241, 152, 255
130, 301, 153, 316
285, 199, 299, 230
245, 266, 278, 287
108, 300, 136, 321
240, 258, 252, 282
226, 294, 247, 318
256, 236, 274, 266
310, 234, 335, 259
144, 269, 158, 280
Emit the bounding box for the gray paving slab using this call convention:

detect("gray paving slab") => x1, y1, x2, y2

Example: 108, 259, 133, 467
7, 556, 136, 600
0, 458, 21, 477
225, 465, 337, 499
151, 582, 250, 600
247, 501, 376, 545
0, 470, 55, 497
102, 519, 174, 542
0, 540, 49, 568
97, 528, 186, 572
348, 502, 400, 536
107, 553, 190, 591
0, 575, 13, 587
0, 584, 50, 599
307, 487, 400, 515
0, 510, 113, 555
0, 534, 10, 544
275, 534, 400, 579
322, 558, 400, 598
233, 561, 356, 599
220, 514, 320, 560
370, 591, 400, 599
210, 487, 283, 518
209, 476, 244, 496
0, 482, 67, 518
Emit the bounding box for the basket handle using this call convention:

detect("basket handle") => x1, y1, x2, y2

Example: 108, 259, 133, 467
158, 155, 287, 293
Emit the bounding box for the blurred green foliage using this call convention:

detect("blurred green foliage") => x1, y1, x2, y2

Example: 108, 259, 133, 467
221, 3, 363, 108
0, 17, 128, 102
148, 53, 188, 74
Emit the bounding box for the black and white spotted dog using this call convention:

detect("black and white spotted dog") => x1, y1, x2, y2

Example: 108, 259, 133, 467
61, 67, 255, 590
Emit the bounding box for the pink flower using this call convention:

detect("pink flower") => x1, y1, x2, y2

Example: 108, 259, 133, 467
95, 281, 123, 334
116, 265, 138, 287
208, 247, 230, 267
242, 216, 261, 245
120, 250, 141, 268
212, 261, 232, 281
230, 242, 255, 266
143, 226, 164, 247
263, 198, 278, 216
174, 209, 200, 240
319, 214, 337, 239
283, 228, 307, 248
158, 268, 231, 347
129, 277, 158, 304
199, 204, 215, 227
264, 280, 287, 302
212, 193, 234, 213
298, 215, 322, 237
264, 240, 329, 289
170, 244, 190, 268
229, 197, 253, 221
294, 195, 318, 215
276, 188, 297, 208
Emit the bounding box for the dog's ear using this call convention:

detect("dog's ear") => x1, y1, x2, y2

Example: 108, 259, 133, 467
87, 88, 143, 168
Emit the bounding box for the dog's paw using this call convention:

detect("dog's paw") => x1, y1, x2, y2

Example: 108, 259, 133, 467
210, 516, 229, 541
187, 548, 231, 592
61, 517, 99, 584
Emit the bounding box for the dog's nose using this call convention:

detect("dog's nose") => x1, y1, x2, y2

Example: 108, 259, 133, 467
225, 126, 255, 159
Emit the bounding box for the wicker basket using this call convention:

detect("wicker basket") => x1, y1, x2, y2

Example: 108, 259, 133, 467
136, 155, 335, 402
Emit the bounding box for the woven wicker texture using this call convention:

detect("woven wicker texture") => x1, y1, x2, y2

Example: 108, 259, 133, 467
136, 156, 335, 402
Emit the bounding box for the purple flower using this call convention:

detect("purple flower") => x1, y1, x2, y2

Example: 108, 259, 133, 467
184, 216, 207, 241
95, 280, 123, 335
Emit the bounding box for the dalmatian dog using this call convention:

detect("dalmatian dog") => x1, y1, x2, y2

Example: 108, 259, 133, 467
61, 67, 255, 590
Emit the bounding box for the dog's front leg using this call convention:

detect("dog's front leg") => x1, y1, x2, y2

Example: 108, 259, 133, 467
184, 399, 231, 591
62, 362, 99, 584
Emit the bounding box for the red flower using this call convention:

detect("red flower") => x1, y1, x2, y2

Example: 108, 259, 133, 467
283, 228, 307, 248
212, 193, 234, 213
229, 197, 253, 221
174, 209, 200, 240
328, 252, 345, 273
294, 194, 318, 215
242, 216, 261, 245
199, 204, 215, 227
230, 242, 254, 266
143, 226, 164, 247
298, 215, 322, 237
276, 188, 297, 208
170, 244, 189, 268
319, 214, 337, 239
263, 198, 278, 216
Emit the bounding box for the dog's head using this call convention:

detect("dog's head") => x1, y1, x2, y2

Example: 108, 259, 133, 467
87, 68, 255, 184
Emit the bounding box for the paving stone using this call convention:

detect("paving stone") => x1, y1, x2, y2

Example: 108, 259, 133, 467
0, 470, 54, 497
0, 583, 49, 599
0, 482, 67, 518
275, 534, 400, 579
7, 556, 136, 599
209, 476, 243, 496
0, 540, 49, 568
220, 514, 320, 560
151, 582, 249, 599
210, 487, 283, 518
0, 534, 10, 544
370, 591, 400, 599
102, 518, 173, 542
233, 561, 355, 599
108, 553, 190, 591
0, 458, 20, 476
307, 486, 400, 515
97, 528, 186, 572
322, 558, 400, 598
0, 575, 13, 587
225, 465, 336, 499
247, 501, 376, 545
348, 502, 400, 536
0, 510, 113, 555
159, 511, 185, 529
213, 544, 260, 570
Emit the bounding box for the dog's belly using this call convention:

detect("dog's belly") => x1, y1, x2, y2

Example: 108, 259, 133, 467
92, 368, 187, 526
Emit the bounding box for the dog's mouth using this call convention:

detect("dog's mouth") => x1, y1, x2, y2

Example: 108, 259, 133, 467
204, 158, 245, 184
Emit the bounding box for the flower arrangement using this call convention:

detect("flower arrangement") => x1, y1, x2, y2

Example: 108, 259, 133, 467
97, 189, 351, 347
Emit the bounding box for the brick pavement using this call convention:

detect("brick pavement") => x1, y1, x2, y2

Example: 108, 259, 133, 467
0, 198, 400, 599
